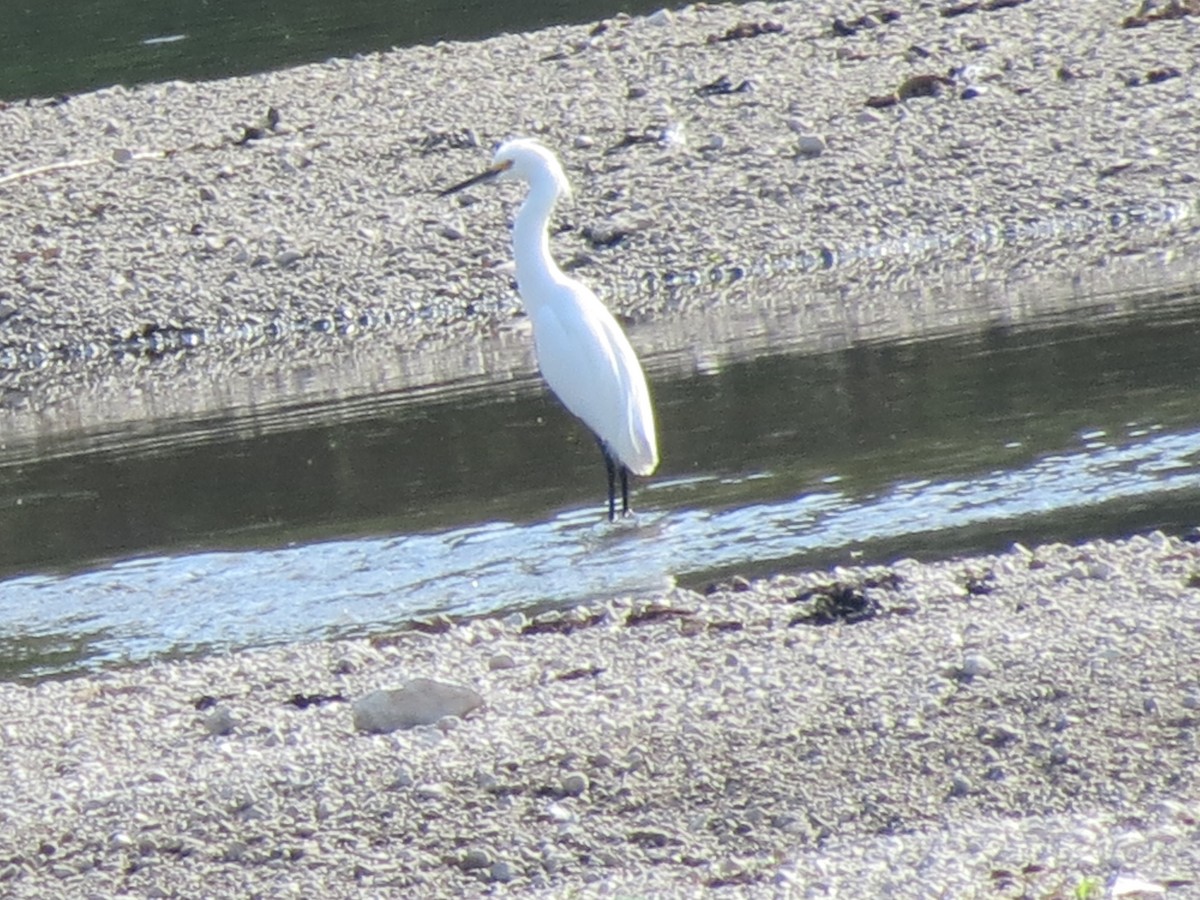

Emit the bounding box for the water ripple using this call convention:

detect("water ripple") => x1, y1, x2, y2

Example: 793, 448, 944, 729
3, 423, 1200, 677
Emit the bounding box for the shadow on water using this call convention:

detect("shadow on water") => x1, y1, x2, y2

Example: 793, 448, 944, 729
4, 0, 669, 101
3, 290, 1200, 679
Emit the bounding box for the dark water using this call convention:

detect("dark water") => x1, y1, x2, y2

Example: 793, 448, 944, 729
2, 0, 663, 101
3, 291, 1200, 680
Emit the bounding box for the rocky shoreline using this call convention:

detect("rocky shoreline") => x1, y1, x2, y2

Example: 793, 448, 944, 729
3, 534, 1199, 896
2, 0, 1200, 895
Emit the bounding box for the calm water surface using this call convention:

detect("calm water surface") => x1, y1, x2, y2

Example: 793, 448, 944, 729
2, 290, 1200, 679
3, 0, 666, 100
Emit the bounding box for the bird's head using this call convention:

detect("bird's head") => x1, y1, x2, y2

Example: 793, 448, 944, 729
439, 138, 571, 200
492, 139, 571, 197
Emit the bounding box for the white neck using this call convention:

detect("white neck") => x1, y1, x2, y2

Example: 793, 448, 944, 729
511, 177, 567, 312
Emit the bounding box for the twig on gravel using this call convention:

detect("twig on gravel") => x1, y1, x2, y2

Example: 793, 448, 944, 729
0, 150, 166, 188
0, 157, 101, 187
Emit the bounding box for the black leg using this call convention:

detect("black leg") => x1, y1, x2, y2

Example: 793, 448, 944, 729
602, 447, 617, 522
621, 465, 630, 516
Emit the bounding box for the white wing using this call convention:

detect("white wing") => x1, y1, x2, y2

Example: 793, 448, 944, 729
528, 279, 658, 475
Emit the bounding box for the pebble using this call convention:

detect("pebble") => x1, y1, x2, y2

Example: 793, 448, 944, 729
203, 706, 238, 736
959, 652, 996, 679
546, 801, 575, 823
559, 771, 589, 797
949, 774, 972, 798
794, 134, 826, 158
488, 860, 516, 883
459, 848, 492, 870
108, 831, 133, 851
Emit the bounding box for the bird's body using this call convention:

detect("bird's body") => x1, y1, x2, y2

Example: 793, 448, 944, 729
441, 139, 658, 519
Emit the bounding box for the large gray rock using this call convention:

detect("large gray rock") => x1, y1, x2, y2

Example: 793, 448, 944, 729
352, 678, 484, 734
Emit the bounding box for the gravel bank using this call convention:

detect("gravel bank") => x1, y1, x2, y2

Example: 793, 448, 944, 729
1, 0, 1198, 437
3, 533, 1199, 896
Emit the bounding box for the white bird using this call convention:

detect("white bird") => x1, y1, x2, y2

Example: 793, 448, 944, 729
440, 139, 658, 520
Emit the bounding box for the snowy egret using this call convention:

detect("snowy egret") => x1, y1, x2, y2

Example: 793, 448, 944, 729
440, 139, 658, 520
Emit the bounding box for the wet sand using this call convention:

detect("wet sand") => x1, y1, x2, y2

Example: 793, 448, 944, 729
2, 0, 1200, 895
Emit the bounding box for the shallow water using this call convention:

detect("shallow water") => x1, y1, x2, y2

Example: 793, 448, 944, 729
3, 288, 1200, 679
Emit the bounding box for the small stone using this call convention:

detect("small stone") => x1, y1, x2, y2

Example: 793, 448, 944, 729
353, 678, 484, 734
460, 847, 492, 870
1050, 713, 1073, 732
108, 831, 134, 851
960, 653, 995, 678
488, 860, 515, 883
415, 783, 448, 800
203, 706, 237, 736
949, 774, 973, 798
1110, 875, 1166, 897
546, 801, 575, 823
111, 148, 134, 165
560, 771, 589, 797
488, 653, 516, 671
795, 135, 826, 158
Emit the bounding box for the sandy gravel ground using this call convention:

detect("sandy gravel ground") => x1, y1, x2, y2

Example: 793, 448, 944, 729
1, 0, 1198, 436
2, 534, 1199, 897
2, 0, 1200, 896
